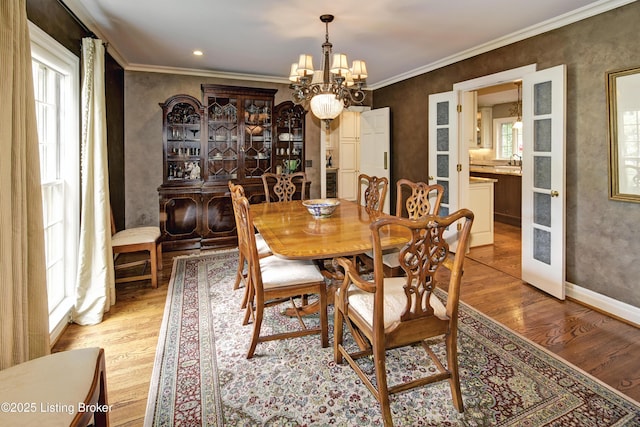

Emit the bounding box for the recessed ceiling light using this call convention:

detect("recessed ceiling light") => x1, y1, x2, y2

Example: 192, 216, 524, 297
193, 50, 203, 56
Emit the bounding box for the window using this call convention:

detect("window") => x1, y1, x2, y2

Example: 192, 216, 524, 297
29, 22, 80, 342
494, 117, 523, 160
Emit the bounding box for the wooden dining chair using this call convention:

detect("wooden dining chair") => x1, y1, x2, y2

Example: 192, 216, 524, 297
111, 208, 162, 288
230, 183, 329, 358
229, 181, 272, 309
261, 172, 306, 202
356, 173, 388, 212
350, 173, 389, 272
333, 208, 474, 427
359, 180, 444, 277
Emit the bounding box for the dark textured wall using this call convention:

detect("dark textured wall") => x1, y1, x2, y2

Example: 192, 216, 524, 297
26, 0, 126, 229
373, 2, 640, 308
123, 72, 322, 227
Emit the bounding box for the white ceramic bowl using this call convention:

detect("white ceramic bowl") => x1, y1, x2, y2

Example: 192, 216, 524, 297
302, 199, 340, 219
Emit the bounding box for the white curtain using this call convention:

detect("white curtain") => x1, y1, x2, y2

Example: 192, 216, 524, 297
0, 0, 50, 367
73, 38, 115, 325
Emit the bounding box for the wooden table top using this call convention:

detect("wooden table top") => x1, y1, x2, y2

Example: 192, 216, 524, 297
252, 199, 410, 260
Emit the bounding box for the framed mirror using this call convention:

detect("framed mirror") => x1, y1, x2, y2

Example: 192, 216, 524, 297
607, 66, 640, 202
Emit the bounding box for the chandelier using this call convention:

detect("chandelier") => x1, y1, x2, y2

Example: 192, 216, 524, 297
288, 14, 368, 123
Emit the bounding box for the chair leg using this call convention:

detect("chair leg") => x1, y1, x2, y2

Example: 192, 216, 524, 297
149, 245, 158, 288
319, 284, 329, 348
234, 252, 245, 290
373, 346, 394, 427
246, 301, 264, 359
156, 241, 163, 270
242, 278, 255, 326
333, 304, 345, 363
93, 355, 109, 427
446, 331, 464, 412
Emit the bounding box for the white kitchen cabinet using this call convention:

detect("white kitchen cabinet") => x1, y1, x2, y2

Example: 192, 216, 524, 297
468, 176, 496, 247
477, 107, 493, 148
338, 111, 359, 201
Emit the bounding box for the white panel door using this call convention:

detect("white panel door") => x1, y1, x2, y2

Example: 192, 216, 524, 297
360, 107, 391, 213
338, 138, 358, 201
338, 111, 359, 201
428, 91, 460, 249
521, 64, 566, 300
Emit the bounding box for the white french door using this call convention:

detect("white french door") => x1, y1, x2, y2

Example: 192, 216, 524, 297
521, 65, 567, 299
429, 65, 566, 299
428, 91, 460, 249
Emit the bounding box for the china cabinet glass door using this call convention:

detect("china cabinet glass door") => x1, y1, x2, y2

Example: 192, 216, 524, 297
165, 98, 203, 183
206, 95, 238, 180
243, 98, 272, 177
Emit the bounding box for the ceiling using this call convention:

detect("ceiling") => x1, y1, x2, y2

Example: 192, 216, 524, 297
62, 0, 625, 89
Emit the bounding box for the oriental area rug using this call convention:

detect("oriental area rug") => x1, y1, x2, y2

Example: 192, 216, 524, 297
145, 249, 640, 426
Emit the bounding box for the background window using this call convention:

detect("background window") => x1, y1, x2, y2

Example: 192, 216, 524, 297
30, 22, 79, 343
494, 117, 523, 160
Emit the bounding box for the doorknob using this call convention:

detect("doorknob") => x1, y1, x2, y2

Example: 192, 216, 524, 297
428, 176, 434, 180
550, 190, 559, 197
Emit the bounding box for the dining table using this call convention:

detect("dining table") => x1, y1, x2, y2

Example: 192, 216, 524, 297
251, 199, 410, 315
251, 199, 409, 261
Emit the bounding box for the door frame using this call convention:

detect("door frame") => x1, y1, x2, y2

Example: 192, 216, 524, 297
453, 64, 538, 213
451, 64, 567, 300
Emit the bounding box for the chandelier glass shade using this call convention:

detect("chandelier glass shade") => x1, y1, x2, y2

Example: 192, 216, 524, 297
289, 15, 367, 121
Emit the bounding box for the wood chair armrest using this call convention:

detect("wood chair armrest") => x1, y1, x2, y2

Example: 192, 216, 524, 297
334, 257, 377, 296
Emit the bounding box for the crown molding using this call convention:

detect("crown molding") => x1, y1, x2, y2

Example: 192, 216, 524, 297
125, 63, 290, 84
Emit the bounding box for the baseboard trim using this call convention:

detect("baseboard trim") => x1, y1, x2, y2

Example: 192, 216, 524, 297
565, 282, 640, 328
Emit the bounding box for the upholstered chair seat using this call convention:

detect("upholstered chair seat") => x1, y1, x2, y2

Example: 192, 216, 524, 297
255, 233, 270, 256
112, 226, 160, 246
259, 256, 326, 289
0, 348, 108, 426
340, 277, 448, 329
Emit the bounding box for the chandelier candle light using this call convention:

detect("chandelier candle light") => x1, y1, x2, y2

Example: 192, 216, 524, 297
289, 14, 368, 124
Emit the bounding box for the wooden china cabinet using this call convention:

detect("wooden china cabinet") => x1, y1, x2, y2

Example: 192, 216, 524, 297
158, 85, 307, 251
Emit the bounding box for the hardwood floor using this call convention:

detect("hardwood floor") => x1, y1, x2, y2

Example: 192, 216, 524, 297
53, 226, 640, 426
